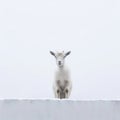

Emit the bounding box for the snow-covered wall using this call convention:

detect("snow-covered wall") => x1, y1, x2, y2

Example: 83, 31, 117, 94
0, 100, 120, 120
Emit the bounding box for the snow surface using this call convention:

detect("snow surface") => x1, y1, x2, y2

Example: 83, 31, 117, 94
0, 100, 120, 120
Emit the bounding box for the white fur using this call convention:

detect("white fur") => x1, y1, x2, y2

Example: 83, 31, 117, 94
50, 51, 72, 99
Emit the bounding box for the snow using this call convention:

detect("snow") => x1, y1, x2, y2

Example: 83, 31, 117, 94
0, 100, 120, 120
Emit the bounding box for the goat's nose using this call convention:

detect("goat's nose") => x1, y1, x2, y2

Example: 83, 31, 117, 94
58, 61, 61, 65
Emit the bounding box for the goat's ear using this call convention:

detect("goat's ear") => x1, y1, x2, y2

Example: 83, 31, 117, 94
50, 51, 55, 56
65, 51, 71, 57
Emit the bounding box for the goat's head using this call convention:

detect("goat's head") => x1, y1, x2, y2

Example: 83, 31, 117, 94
50, 51, 71, 68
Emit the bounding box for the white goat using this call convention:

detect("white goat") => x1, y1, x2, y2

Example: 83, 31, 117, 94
50, 51, 72, 99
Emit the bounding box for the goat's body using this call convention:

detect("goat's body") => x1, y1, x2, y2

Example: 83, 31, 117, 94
50, 50, 72, 99
53, 66, 72, 99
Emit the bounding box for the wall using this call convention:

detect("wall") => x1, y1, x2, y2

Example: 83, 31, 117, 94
0, 100, 120, 120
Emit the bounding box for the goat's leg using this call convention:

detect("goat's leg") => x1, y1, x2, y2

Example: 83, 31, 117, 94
53, 86, 59, 98
64, 85, 72, 98
64, 88, 69, 98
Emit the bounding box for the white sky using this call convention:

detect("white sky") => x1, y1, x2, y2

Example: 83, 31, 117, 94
0, 0, 120, 100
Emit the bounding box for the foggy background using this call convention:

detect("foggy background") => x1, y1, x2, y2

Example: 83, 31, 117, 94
0, 0, 120, 100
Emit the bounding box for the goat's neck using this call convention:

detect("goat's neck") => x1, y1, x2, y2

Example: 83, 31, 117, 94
58, 65, 64, 71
